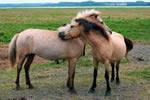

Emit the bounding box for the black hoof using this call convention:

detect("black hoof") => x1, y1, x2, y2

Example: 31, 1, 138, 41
110, 79, 114, 82
105, 91, 111, 96
28, 85, 34, 89
88, 88, 95, 93
16, 86, 20, 90
69, 89, 77, 94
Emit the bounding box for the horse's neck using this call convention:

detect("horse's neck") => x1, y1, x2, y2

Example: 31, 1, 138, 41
86, 33, 110, 49
79, 36, 86, 44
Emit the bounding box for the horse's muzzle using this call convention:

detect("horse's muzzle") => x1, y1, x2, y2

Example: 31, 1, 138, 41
59, 32, 65, 40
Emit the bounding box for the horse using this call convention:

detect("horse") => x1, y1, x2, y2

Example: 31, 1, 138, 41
8, 24, 86, 93
55, 43, 86, 64
58, 9, 133, 96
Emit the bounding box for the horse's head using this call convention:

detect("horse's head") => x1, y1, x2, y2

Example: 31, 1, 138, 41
57, 23, 72, 40
59, 9, 112, 40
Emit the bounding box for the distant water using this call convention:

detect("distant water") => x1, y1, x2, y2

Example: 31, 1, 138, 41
0, 6, 150, 8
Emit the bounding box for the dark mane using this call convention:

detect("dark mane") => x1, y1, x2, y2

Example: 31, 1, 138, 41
75, 18, 109, 40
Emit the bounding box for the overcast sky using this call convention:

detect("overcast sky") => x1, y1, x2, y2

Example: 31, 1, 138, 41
0, 0, 150, 4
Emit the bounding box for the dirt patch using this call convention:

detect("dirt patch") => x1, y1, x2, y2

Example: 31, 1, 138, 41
0, 44, 50, 69
129, 44, 150, 65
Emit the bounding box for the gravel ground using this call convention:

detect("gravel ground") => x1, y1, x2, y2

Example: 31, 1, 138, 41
129, 44, 150, 65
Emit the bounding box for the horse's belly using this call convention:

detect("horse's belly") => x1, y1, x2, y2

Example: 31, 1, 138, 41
34, 42, 82, 60
111, 45, 126, 61
34, 45, 68, 60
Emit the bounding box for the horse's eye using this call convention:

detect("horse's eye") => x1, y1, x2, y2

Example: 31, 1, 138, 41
71, 26, 74, 28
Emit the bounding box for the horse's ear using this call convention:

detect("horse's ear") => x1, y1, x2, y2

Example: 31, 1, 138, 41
62, 23, 67, 26
75, 19, 82, 25
75, 19, 81, 22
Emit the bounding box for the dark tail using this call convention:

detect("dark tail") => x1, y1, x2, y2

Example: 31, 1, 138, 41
124, 37, 133, 61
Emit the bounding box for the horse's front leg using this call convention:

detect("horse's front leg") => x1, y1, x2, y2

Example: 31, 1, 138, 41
104, 60, 111, 96
88, 58, 99, 93
67, 58, 77, 93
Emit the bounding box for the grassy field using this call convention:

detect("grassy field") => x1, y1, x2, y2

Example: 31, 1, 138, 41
0, 8, 150, 43
0, 8, 150, 100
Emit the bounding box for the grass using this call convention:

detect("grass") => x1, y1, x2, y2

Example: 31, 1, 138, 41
0, 8, 150, 43
0, 8, 150, 99
127, 67, 150, 80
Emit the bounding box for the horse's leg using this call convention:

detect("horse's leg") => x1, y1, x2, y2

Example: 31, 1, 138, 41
24, 54, 35, 89
15, 56, 26, 90
67, 58, 77, 93
104, 60, 111, 96
110, 63, 115, 82
116, 61, 120, 85
88, 58, 98, 93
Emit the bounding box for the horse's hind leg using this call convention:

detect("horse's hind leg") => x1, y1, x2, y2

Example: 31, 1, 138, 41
24, 54, 35, 89
88, 58, 98, 93
15, 55, 26, 90
110, 63, 115, 82
116, 61, 120, 85
104, 60, 111, 96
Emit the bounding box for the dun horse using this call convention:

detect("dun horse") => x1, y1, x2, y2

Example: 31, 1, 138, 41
59, 9, 133, 96
8, 24, 85, 93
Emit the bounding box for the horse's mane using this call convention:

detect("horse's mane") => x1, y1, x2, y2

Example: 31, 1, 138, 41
76, 18, 109, 40
73, 9, 100, 20
72, 9, 109, 40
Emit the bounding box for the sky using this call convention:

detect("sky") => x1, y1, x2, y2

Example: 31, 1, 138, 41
0, 0, 150, 4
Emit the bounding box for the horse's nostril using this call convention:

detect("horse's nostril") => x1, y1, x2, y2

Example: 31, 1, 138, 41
59, 32, 64, 36
109, 30, 112, 34
59, 32, 65, 40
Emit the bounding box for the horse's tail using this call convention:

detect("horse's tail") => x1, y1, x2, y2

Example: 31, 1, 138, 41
124, 37, 133, 61
8, 34, 19, 69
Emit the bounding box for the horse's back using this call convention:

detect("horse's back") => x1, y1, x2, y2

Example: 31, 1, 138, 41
16, 29, 83, 60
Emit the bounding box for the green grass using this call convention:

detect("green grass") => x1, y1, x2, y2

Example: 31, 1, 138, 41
0, 8, 150, 43
127, 70, 150, 80
127, 67, 150, 80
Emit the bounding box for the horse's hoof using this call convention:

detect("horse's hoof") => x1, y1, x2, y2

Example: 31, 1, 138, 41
28, 85, 34, 89
105, 91, 111, 96
88, 88, 95, 93
110, 79, 114, 82
69, 89, 77, 94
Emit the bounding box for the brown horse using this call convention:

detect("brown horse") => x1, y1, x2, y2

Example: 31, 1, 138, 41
8, 24, 85, 93
59, 9, 133, 96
